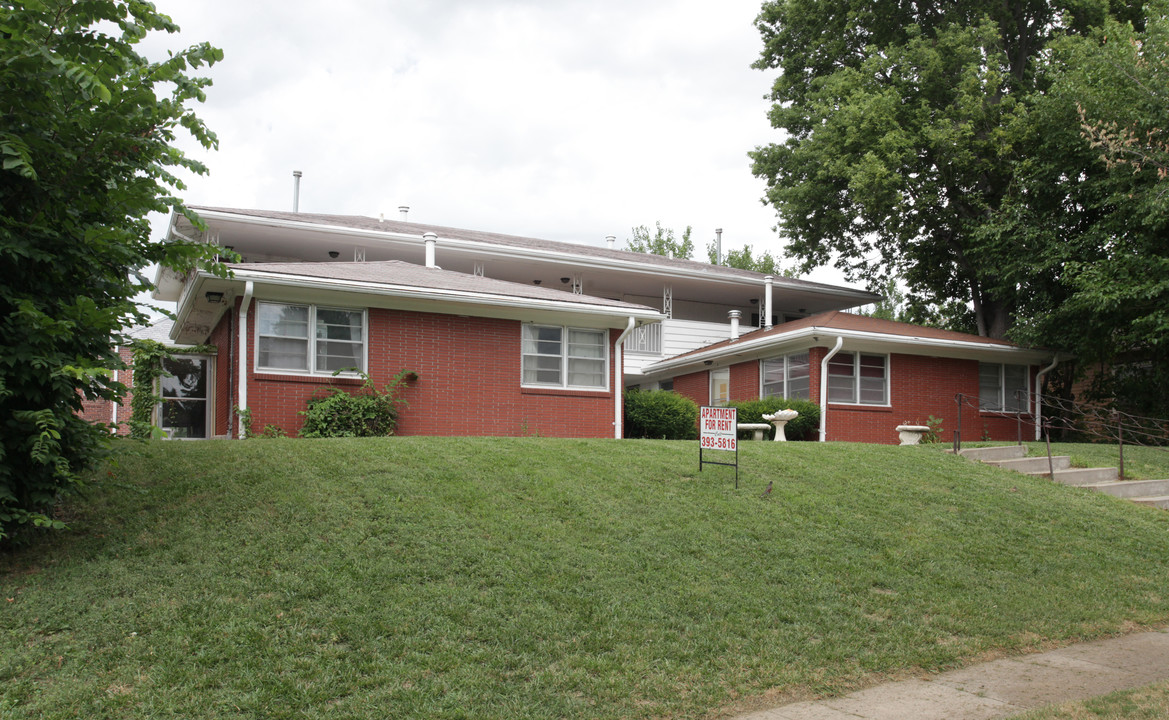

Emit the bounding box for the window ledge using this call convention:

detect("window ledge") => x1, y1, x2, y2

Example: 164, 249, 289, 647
828, 403, 893, 412
254, 372, 364, 386
521, 386, 612, 398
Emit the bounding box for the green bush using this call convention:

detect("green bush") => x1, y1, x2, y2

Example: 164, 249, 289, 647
623, 389, 699, 440
300, 370, 416, 438
728, 397, 820, 440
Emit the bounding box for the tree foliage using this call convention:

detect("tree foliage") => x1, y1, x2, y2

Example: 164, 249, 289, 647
1015, 5, 1169, 414
750, 0, 1145, 339
0, 1, 224, 544
705, 241, 791, 276
626, 221, 694, 259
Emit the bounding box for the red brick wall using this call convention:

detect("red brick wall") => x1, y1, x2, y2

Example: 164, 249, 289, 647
670, 349, 1036, 444
78, 346, 134, 436
232, 303, 620, 438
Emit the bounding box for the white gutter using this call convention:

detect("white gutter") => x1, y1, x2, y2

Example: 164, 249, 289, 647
237, 281, 254, 438
818, 336, 844, 442
1033, 355, 1060, 441
190, 209, 879, 302
613, 317, 637, 438
218, 268, 662, 321
643, 325, 1045, 376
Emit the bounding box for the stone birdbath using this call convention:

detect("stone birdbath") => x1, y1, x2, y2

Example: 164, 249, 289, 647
762, 409, 799, 441
895, 425, 931, 445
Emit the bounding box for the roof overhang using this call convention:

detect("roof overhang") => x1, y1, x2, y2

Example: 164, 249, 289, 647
641, 324, 1054, 378
171, 268, 664, 345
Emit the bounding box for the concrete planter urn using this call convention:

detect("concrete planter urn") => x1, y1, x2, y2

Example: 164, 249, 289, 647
895, 425, 932, 445
762, 409, 800, 441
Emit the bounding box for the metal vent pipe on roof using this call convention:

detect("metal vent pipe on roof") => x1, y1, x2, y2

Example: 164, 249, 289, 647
606, 235, 616, 249
729, 309, 741, 341
423, 232, 437, 268
715, 228, 723, 265
292, 170, 302, 212
399, 205, 409, 222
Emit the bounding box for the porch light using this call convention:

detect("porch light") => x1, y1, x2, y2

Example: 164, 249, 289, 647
328, 251, 340, 258
205, 291, 224, 304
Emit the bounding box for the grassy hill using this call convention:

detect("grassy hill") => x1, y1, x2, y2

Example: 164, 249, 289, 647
3, 438, 1169, 719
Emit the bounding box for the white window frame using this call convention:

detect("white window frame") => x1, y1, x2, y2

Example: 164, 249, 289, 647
826, 351, 889, 406
979, 363, 1030, 413
760, 351, 811, 400
255, 301, 368, 376
521, 324, 609, 391
709, 368, 730, 406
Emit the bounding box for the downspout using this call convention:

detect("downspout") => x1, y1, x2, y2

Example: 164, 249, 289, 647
763, 275, 774, 330
1034, 355, 1060, 441
111, 368, 119, 433
237, 281, 254, 439
614, 317, 637, 439
818, 336, 844, 442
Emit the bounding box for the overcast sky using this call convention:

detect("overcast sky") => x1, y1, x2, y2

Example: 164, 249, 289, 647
141, 0, 849, 287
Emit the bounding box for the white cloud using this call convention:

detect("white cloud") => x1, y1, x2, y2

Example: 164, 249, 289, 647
139, 0, 851, 288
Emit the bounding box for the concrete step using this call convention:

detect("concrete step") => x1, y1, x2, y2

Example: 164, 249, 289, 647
1133, 495, 1169, 510
1029, 467, 1119, 486
987, 456, 1071, 473
957, 445, 1027, 462
1084, 478, 1169, 500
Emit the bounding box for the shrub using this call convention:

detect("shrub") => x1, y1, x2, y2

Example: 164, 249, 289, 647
728, 397, 820, 440
300, 370, 416, 438
623, 389, 699, 440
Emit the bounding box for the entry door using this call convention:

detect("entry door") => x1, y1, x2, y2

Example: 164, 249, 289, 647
159, 355, 211, 439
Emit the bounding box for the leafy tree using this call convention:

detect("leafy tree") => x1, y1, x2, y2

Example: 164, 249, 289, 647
0, 2, 224, 543
749, 0, 1144, 339
705, 241, 791, 276
626, 221, 694, 259
1014, 6, 1169, 416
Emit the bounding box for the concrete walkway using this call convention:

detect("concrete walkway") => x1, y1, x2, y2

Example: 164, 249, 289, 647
735, 628, 1169, 720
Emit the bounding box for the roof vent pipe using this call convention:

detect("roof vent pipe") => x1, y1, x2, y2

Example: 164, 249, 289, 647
715, 228, 723, 265
606, 235, 616, 249
399, 205, 409, 222
292, 170, 302, 213
423, 232, 437, 268
728, 309, 741, 341
763, 275, 774, 330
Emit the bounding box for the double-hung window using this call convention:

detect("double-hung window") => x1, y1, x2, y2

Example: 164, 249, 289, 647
257, 302, 366, 374
522, 324, 607, 389
979, 363, 1028, 412
761, 352, 810, 400
827, 352, 888, 405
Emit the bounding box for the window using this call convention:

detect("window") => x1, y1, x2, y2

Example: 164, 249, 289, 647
159, 355, 210, 439
522, 324, 607, 389
826, 352, 887, 405
257, 302, 365, 374
980, 363, 1028, 412
761, 352, 810, 400
710, 368, 730, 406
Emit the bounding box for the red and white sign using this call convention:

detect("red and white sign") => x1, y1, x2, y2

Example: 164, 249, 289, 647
699, 406, 737, 451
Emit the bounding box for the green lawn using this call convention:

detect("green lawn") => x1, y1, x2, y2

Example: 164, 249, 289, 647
3, 438, 1169, 719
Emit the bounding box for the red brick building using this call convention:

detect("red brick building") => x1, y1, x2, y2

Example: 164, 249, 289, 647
643, 312, 1057, 444
87, 207, 1057, 443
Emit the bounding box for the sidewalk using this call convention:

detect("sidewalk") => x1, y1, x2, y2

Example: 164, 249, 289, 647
735, 628, 1169, 720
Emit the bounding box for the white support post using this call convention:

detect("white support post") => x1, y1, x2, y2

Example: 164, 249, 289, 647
663, 285, 673, 319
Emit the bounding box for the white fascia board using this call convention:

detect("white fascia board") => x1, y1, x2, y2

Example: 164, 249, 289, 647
192, 209, 875, 300
644, 326, 1051, 375
203, 268, 664, 322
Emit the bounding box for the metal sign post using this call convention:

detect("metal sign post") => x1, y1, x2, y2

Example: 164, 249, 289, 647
699, 406, 739, 488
